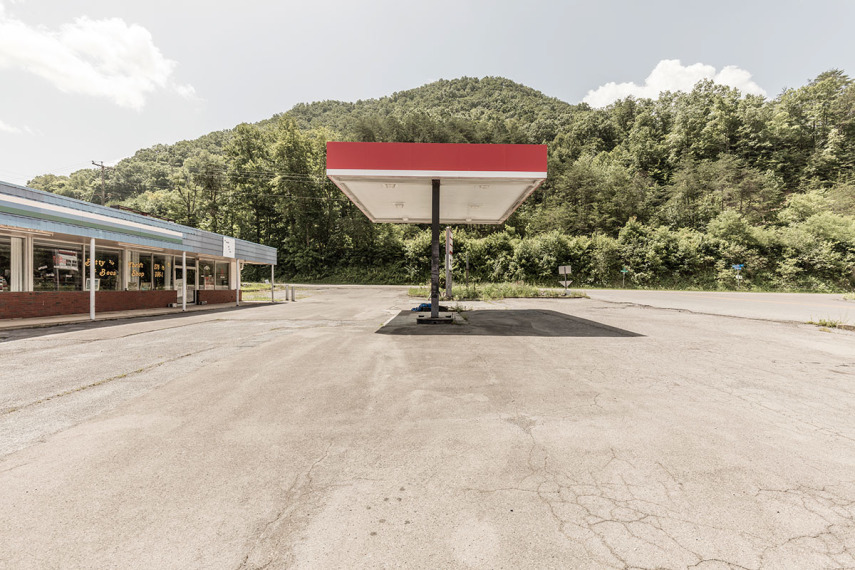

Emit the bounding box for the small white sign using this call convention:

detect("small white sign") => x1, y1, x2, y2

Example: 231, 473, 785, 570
223, 236, 236, 258
54, 249, 79, 271
560, 280, 572, 287
558, 265, 571, 275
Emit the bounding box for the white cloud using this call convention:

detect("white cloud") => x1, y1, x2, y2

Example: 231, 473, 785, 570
0, 117, 32, 134
0, 4, 195, 110
0, 118, 22, 133
583, 59, 766, 108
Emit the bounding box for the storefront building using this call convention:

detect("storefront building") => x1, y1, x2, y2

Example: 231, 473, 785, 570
0, 181, 277, 320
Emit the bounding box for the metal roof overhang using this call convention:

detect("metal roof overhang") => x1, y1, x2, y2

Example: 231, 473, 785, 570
326, 142, 547, 224
0, 181, 277, 265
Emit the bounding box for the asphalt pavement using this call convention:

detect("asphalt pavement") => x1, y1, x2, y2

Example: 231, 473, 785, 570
1, 286, 854, 569
585, 288, 854, 324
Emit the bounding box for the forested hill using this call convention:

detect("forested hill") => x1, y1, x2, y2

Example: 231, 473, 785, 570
26, 72, 855, 291
281, 77, 577, 136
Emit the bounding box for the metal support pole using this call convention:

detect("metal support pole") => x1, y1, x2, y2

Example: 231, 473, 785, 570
465, 252, 469, 289
445, 226, 452, 299
271, 265, 275, 303
181, 251, 186, 312
89, 238, 95, 321
430, 179, 440, 319
236, 261, 241, 306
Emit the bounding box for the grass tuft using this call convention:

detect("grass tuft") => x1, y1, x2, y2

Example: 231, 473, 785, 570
807, 318, 843, 328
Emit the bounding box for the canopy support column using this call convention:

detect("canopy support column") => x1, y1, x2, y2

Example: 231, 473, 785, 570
236, 261, 241, 307
89, 238, 96, 321
430, 179, 440, 319
182, 252, 187, 312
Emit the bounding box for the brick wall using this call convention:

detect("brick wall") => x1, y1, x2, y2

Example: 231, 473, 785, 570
197, 289, 240, 305
0, 290, 178, 319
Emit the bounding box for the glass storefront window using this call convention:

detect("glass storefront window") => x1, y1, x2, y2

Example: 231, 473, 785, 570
0, 237, 10, 292
34, 241, 83, 291
199, 261, 215, 290
215, 261, 230, 289
153, 255, 172, 290
128, 252, 153, 290
84, 248, 121, 291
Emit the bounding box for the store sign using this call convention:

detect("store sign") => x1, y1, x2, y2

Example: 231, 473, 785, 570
223, 236, 236, 258
54, 250, 79, 271
85, 257, 118, 278
128, 260, 145, 279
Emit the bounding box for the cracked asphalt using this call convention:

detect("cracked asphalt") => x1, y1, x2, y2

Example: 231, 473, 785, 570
1, 286, 854, 569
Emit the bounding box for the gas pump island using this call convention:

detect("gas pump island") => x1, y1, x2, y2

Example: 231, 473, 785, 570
327, 142, 547, 323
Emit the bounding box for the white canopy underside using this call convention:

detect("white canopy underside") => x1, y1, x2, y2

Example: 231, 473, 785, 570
328, 175, 545, 224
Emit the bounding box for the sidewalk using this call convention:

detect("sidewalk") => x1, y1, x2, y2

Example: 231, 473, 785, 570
0, 301, 273, 331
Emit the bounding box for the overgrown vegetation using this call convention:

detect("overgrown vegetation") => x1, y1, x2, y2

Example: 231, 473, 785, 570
28, 73, 855, 292
408, 282, 587, 301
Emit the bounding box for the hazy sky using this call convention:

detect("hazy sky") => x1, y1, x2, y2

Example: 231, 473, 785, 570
1, 0, 853, 185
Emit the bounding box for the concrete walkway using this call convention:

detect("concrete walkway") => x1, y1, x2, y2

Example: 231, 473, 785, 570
0, 300, 274, 331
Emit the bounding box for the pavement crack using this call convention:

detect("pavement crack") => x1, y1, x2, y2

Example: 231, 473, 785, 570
0, 347, 218, 416
236, 442, 333, 570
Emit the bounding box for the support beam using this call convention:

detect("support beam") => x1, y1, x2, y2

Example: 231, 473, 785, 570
89, 238, 95, 321
181, 251, 187, 312
271, 265, 275, 303
430, 179, 440, 319
236, 261, 241, 307
445, 226, 452, 299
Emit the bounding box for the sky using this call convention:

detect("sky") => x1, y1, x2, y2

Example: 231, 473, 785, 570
0, 0, 853, 186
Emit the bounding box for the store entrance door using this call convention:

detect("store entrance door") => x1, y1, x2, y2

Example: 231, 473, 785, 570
178, 267, 196, 304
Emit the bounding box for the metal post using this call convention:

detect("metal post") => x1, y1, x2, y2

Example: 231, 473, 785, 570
271, 265, 275, 303
445, 226, 452, 299
465, 251, 469, 289
430, 179, 440, 319
291, 285, 295, 302
181, 251, 186, 312
236, 261, 241, 306
89, 238, 95, 320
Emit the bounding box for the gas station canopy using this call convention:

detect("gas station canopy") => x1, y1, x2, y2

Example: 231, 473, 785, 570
326, 142, 547, 224
327, 141, 548, 322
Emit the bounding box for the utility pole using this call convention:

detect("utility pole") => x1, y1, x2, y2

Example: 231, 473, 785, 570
91, 161, 111, 205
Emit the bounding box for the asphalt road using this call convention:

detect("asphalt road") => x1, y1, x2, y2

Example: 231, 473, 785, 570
1, 287, 854, 569
585, 289, 854, 324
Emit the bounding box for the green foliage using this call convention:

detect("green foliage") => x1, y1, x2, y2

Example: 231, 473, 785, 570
407, 282, 579, 301
24, 73, 855, 292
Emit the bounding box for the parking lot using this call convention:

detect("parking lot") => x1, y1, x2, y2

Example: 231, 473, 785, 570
1, 286, 854, 569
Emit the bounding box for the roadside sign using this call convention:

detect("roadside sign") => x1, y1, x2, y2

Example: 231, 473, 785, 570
732, 264, 744, 270
558, 265, 572, 294
620, 268, 629, 274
